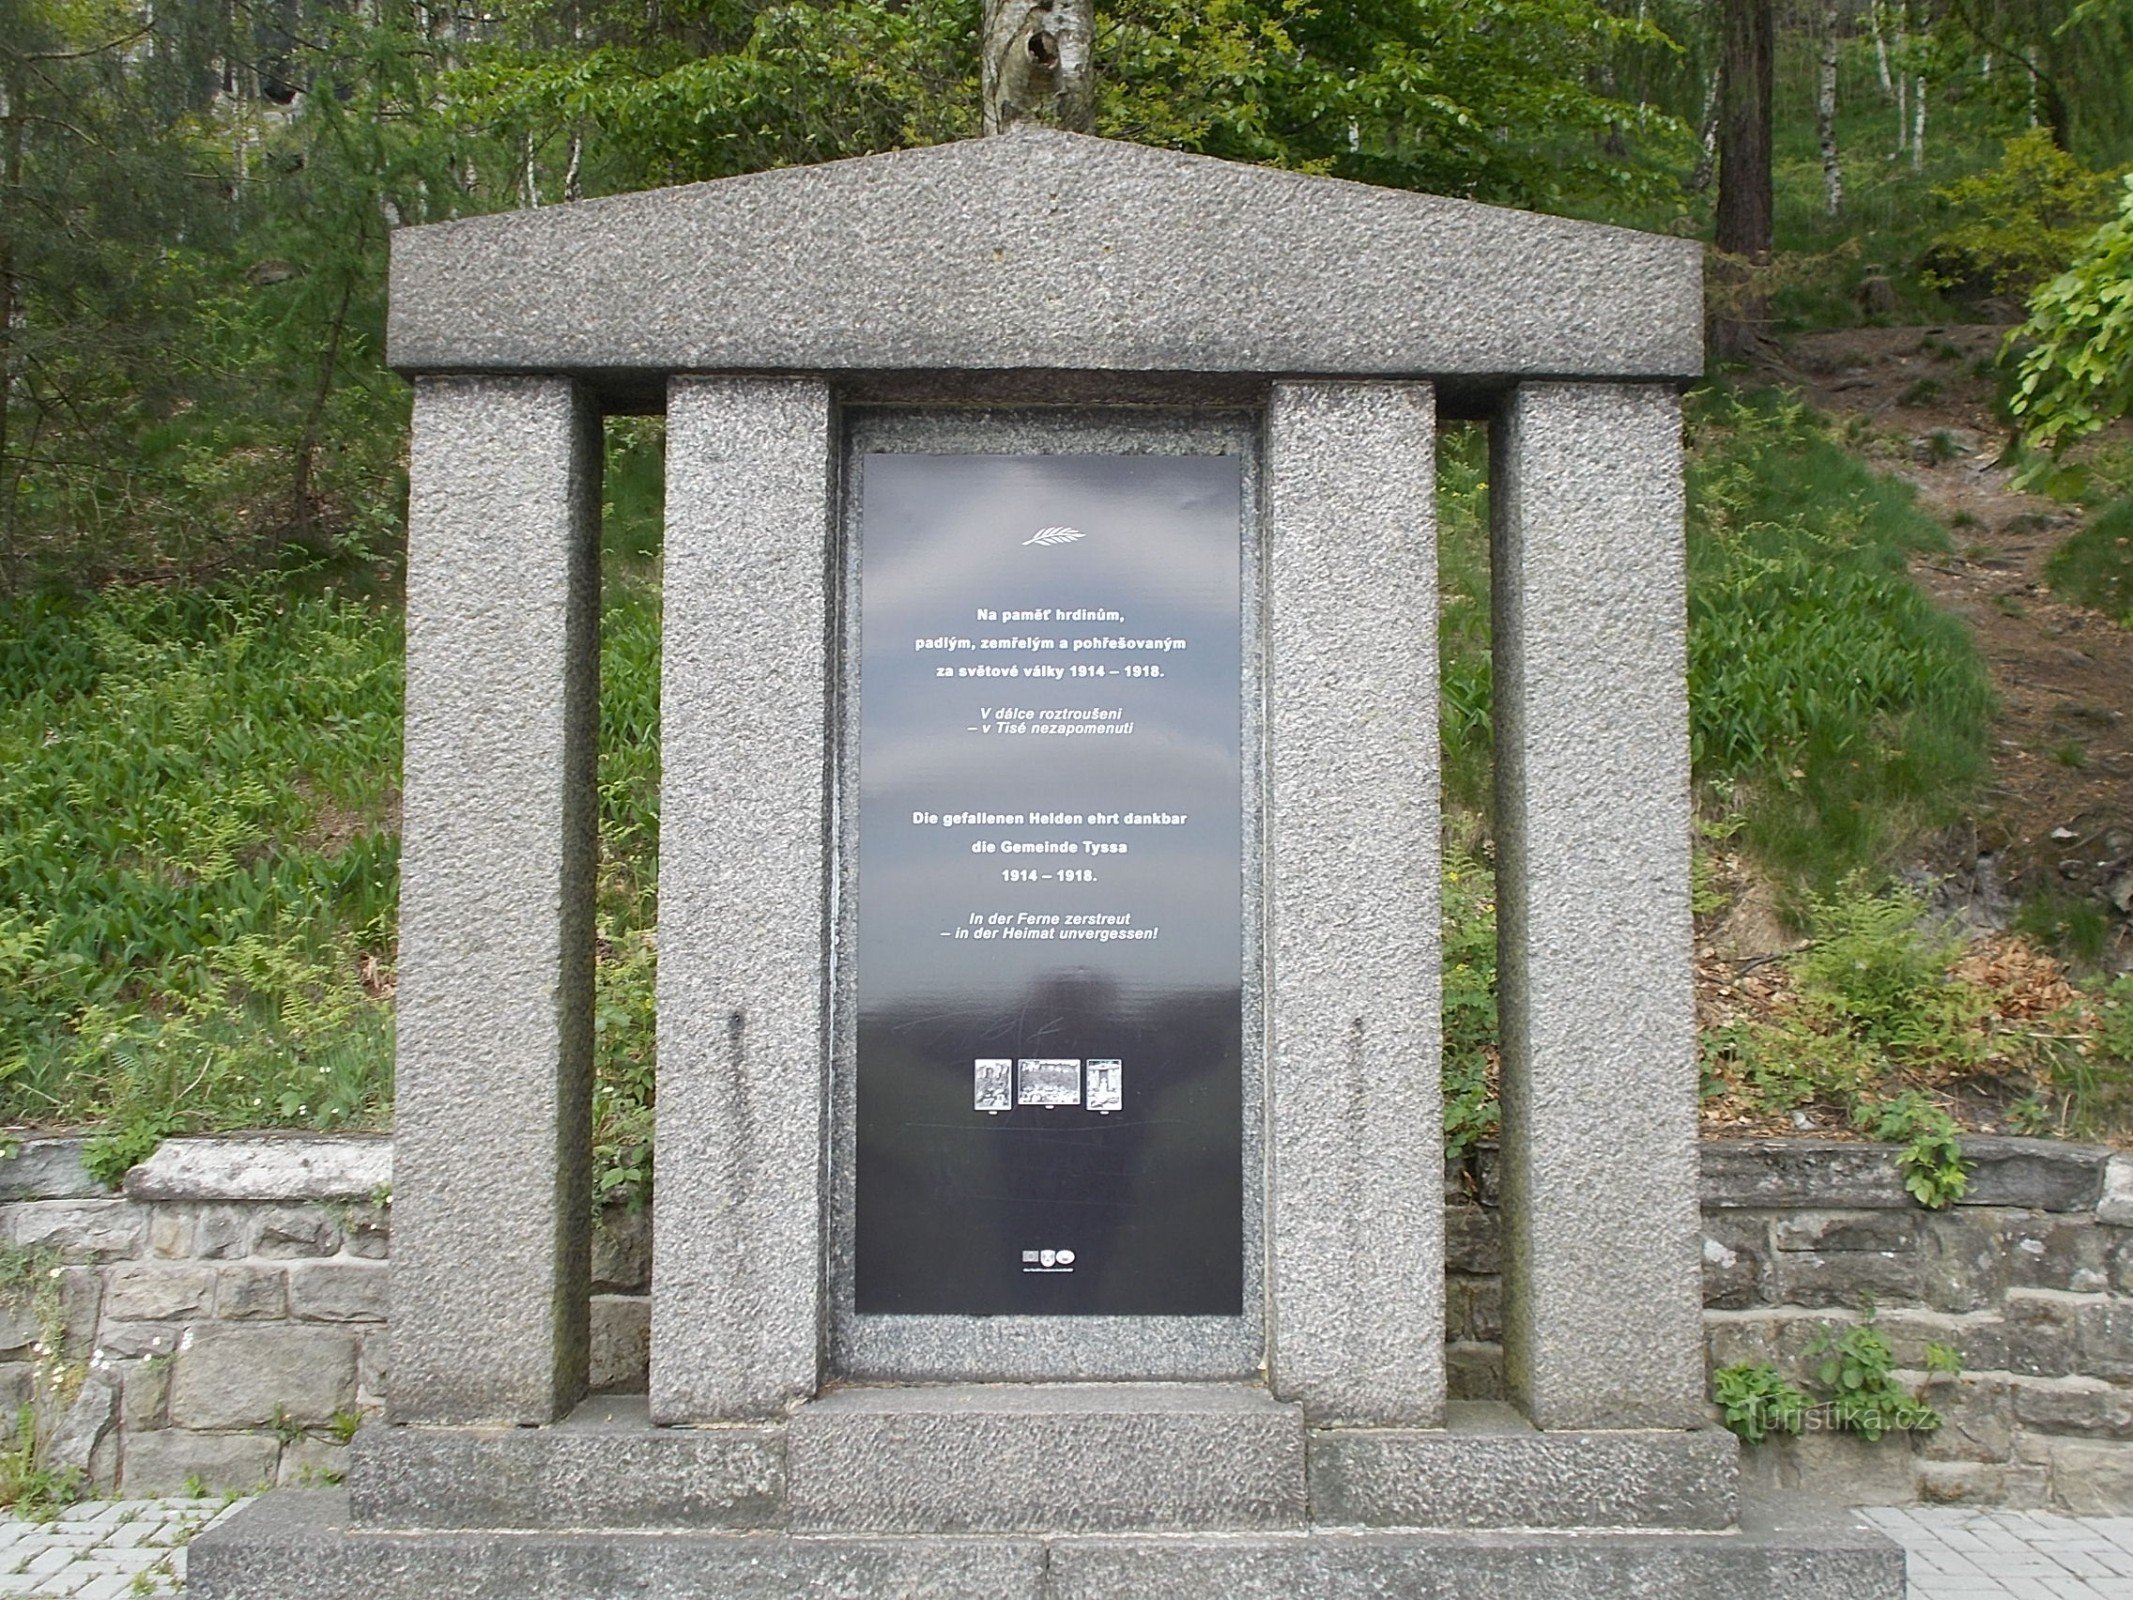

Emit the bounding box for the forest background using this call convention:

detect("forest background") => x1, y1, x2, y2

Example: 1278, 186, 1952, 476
3, 0, 2133, 1203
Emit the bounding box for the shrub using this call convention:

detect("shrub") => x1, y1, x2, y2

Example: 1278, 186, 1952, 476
2008, 175, 2133, 466
1926, 130, 2126, 300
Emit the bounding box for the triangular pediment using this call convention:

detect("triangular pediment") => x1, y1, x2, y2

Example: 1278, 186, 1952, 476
389, 128, 1700, 385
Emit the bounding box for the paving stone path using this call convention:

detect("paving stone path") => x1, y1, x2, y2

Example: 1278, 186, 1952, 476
3, 1497, 2133, 1596
0, 1499, 244, 1597
1865, 1508, 2133, 1598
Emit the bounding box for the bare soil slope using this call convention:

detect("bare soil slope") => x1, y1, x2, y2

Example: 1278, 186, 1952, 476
1767, 325, 2133, 970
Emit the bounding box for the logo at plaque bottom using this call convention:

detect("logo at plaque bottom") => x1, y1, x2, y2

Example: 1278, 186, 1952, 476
1021, 1248, 1077, 1273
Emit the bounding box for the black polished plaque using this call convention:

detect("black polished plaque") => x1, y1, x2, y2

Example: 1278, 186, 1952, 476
853, 451, 1244, 1316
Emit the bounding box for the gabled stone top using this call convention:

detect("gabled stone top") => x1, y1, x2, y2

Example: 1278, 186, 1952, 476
388, 127, 1701, 390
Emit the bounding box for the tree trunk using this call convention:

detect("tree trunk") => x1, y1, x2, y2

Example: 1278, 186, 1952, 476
1892, 1, 1921, 156
982, 0, 1094, 135
1690, 65, 1720, 193
1869, 0, 1895, 100
0, 63, 23, 577
1713, 0, 1774, 363
1818, 0, 1843, 218
1910, 72, 1926, 171
291, 242, 362, 549
1716, 0, 1773, 260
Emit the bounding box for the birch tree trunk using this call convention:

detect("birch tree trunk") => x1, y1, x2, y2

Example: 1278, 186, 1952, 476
1887, 1, 1911, 155
1869, 0, 1895, 99
982, 0, 1094, 135
1818, 0, 1843, 217
1690, 65, 1720, 193
1910, 73, 1927, 170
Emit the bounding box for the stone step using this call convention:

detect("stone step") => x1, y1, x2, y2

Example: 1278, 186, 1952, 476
189, 1490, 1905, 1600
347, 1391, 1742, 1536
346, 1396, 784, 1531
1310, 1401, 1740, 1530
785, 1382, 1307, 1533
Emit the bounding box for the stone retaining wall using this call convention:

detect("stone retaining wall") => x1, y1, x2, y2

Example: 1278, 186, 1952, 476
5, 1133, 2130, 1509
1450, 1135, 2133, 1511
0, 1138, 393, 1495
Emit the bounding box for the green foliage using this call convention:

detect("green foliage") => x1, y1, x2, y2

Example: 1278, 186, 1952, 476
1809, 1318, 1943, 1441
2012, 975, 2133, 1139
1856, 1091, 1972, 1208
587, 427, 663, 1206
0, 1247, 89, 1516
2008, 176, 2133, 465
1925, 130, 2127, 299
0, 414, 672, 1187
1793, 888, 1989, 1062
1, 0, 1695, 592
2045, 495, 2133, 625
0, 1404, 85, 1519
456, 0, 1685, 217
1702, 884, 1999, 1194
1441, 851, 1499, 1161
1750, 13, 2104, 329
1438, 389, 1992, 900
1717, 1311, 1955, 1448
1701, 1012, 1881, 1117
1436, 426, 1493, 813
1253, 0, 1688, 212
0, 0, 460, 587
1711, 1362, 1811, 1444
2100, 978, 2133, 1064
1685, 390, 1994, 893
0, 584, 400, 1147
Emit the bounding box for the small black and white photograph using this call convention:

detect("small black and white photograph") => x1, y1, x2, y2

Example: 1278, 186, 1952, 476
1015, 1057, 1082, 1107
1086, 1059, 1123, 1112
973, 1058, 1013, 1112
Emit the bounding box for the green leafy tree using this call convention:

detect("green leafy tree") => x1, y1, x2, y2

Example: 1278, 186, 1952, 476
1944, 0, 2133, 166
2007, 173, 2133, 463
447, 0, 1686, 215
0, 0, 466, 588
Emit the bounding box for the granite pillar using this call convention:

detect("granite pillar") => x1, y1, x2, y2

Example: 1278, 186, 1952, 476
391, 375, 600, 1424
650, 377, 835, 1422
1491, 381, 1704, 1430
1265, 380, 1445, 1426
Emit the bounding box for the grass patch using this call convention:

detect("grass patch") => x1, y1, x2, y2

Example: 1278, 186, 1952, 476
1, 419, 671, 1198
1685, 388, 1993, 900
1437, 385, 1993, 902
2045, 495, 2133, 626
0, 583, 403, 1168
2015, 888, 2117, 969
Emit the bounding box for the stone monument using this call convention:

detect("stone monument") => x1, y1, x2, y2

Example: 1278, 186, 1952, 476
191, 129, 1904, 1597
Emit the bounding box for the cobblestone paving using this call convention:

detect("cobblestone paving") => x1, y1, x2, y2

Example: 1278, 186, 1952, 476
4, 1497, 2133, 1595
0, 1499, 245, 1597
1864, 1507, 2133, 1598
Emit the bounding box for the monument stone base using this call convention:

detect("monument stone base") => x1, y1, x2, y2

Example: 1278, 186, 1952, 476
189, 1387, 1905, 1600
